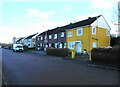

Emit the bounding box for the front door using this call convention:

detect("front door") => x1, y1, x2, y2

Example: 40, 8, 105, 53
76, 42, 82, 53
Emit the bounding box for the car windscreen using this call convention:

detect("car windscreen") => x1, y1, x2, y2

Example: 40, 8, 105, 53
16, 46, 23, 48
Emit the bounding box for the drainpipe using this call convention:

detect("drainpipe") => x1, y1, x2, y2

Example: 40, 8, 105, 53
96, 16, 99, 48
65, 28, 67, 49
88, 25, 90, 53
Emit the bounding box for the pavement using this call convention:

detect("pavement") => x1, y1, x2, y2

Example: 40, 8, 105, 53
28, 50, 120, 71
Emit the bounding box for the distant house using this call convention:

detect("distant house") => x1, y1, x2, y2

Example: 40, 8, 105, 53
36, 32, 46, 50
16, 37, 24, 44
12, 37, 22, 44
66, 15, 111, 53
23, 33, 38, 48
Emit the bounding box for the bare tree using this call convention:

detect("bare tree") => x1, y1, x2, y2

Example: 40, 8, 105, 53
111, 1, 120, 36
112, 1, 119, 25
118, 1, 120, 24
118, 1, 120, 36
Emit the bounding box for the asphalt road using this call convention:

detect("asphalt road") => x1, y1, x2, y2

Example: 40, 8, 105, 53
2, 48, 119, 85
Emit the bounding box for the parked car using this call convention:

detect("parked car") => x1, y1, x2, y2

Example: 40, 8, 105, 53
13, 44, 24, 52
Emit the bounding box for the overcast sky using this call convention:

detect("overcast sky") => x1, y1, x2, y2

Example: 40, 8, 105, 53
0, 0, 119, 43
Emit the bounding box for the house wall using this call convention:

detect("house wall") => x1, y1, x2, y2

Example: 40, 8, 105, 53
23, 38, 35, 48
48, 34, 57, 45
91, 15, 111, 30
58, 32, 66, 43
48, 32, 66, 48
66, 26, 89, 52
36, 31, 66, 49
66, 26, 110, 53
36, 35, 45, 49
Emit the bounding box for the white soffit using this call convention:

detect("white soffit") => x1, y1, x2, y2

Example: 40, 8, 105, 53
91, 15, 111, 30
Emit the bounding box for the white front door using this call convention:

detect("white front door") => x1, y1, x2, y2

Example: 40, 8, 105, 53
76, 42, 82, 53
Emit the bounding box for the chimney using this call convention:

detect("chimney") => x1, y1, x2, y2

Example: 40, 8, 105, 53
88, 17, 91, 19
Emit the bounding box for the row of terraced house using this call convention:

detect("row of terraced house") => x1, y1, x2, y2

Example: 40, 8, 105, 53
13, 15, 111, 53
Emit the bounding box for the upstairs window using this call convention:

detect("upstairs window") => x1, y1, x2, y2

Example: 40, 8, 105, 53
33, 38, 35, 42
54, 34, 57, 39
61, 32, 64, 37
44, 36, 47, 39
41, 36, 43, 40
68, 32, 72, 37
77, 27, 83, 36
37, 37, 39, 40
92, 27, 96, 34
49, 35, 52, 39
106, 30, 110, 36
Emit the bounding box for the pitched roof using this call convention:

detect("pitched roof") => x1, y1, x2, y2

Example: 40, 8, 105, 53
37, 15, 101, 36
24, 33, 38, 39
49, 15, 101, 32
16, 37, 24, 42
67, 15, 101, 29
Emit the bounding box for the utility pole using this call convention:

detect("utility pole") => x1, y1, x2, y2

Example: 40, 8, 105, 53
118, 2, 120, 36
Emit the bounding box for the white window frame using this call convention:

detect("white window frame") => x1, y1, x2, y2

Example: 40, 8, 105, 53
37, 37, 39, 40
77, 27, 83, 36
44, 36, 47, 39
40, 43, 42, 46
64, 43, 66, 48
49, 43, 51, 47
59, 43, 62, 48
68, 42, 75, 49
41, 36, 43, 40
92, 27, 96, 34
55, 43, 58, 48
106, 30, 110, 36
93, 42, 97, 48
54, 34, 57, 39
61, 32, 64, 37
68, 32, 72, 37
49, 35, 52, 39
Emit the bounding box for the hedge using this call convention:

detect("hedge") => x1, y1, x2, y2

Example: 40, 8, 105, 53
46, 48, 69, 57
91, 45, 119, 65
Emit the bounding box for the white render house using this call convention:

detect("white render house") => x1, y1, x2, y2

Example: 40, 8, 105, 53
23, 33, 38, 48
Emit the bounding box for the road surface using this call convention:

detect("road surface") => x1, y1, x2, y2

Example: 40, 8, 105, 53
2, 48, 119, 85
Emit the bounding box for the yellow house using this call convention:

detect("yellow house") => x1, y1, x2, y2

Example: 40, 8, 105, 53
66, 15, 111, 53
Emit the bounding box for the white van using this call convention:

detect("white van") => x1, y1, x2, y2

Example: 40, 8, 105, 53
13, 44, 24, 52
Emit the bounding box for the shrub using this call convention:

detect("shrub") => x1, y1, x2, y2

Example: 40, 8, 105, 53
111, 37, 120, 46
46, 48, 69, 57
91, 46, 119, 65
